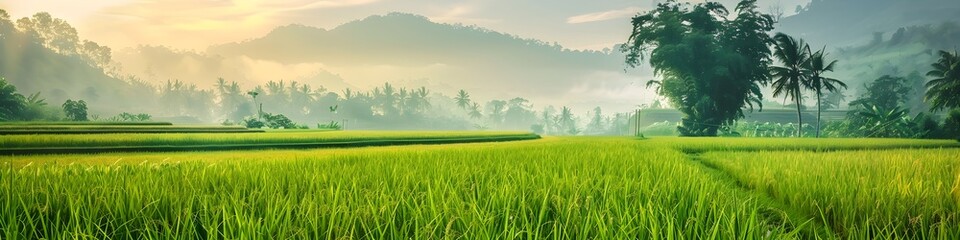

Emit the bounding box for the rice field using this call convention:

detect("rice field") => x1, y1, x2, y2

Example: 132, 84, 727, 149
0, 122, 262, 135
2, 136, 959, 239
700, 149, 960, 239
0, 130, 536, 149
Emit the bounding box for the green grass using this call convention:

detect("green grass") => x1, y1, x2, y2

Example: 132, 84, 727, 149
701, 149, 960, 239
656, 137, 960, 153
2, 136, 959, 238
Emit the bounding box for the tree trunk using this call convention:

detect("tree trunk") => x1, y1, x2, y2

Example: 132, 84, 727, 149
816, 91, 822, 138
796, 88, 803, 138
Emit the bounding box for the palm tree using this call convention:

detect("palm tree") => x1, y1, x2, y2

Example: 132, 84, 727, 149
805, 47, 847, 138
412, 87, 431, 113
925, 50, 960, 111
770, 33, 811, 137
558, 106, 575, 134
455, 89, 471, 109
468, 102, 483, 119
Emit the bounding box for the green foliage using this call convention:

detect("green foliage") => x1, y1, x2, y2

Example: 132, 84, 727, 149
944, 109, 960, 139
262, 113, 297, 129
454, 89, 470, 109
769, 33, 810, 137
622, 0, 775, 136
317, 121, 342, 130
850, 75, 912, 110
732, 121, 814, 138
61, 99, 88, 121
240, 112, 302, 129
242, 117, 265, 129
110, 112, 152, 122
0, 77, 25, 121
925, 50, 960, 111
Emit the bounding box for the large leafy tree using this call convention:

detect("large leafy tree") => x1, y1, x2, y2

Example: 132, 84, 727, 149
62, 99, 88, 121
769, 33, 810, 137
0, 77, 26, 121
622, 0, 775, 136
925, 50, 960, 111
805, 47, 847, 138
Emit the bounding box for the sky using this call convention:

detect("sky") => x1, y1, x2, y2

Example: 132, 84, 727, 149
2, 0, 810, 51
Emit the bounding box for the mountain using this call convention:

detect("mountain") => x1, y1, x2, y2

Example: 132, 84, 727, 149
778, 0, 960, 46
775, 0, 960, 111
206, 13, 639, 105
209, 13, 620, 69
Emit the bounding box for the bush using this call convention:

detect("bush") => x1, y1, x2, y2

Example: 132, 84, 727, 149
242, 117, 264, 129
109, 112, 151, 122
262, 113, 297, 129
317, 121, 342, 130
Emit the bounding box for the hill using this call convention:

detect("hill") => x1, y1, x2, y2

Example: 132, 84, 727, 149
205, 13, 639, 106
0, 11, 154, 114
778, 0, 960, 46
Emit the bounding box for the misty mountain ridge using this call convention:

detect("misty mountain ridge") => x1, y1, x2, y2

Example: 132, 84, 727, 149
779, 0, 960, 46
209, 12, 622, 69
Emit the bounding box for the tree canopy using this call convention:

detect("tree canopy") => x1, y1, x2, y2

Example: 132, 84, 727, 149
622, 0, 775, 136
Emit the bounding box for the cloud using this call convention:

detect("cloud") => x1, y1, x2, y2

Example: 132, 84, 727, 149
567, 7, 644, 24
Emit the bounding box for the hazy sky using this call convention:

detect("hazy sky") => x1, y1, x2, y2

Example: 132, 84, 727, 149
2, 0, 810, 51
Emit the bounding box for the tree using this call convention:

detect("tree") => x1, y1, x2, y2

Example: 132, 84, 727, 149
557, 106, 576, 134
0, 77, 25, 121
853, 102, 916, 138
586, 107, 605, 134
820, 90, 846, 110
925, 50, 960, 111
455, 90, 471, 109
247, 90, 261, 121
62, 99, 88, 121
468, 102, 483, 119
622, 0, 775, 136
20, 92, 58, 121
850, 75, 912, 110
486, 100, 507, 125
770, 32, 810, 137
806, 47, 847, 138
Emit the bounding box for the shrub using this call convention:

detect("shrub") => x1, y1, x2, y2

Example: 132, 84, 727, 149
317, 121, 342, 130
242, 117, 264, 129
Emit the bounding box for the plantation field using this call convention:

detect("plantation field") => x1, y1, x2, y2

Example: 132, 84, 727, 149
0, 121, 173, 126
2, 137, 959, 238
0, 123, 268, 135
0, 131, 536, 148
